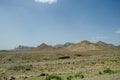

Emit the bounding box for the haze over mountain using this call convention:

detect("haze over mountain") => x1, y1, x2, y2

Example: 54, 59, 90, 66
14, 45, 34, 51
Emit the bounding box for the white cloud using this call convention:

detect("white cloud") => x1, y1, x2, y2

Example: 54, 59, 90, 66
115, 30, 120, 34
34, 0, 57, 4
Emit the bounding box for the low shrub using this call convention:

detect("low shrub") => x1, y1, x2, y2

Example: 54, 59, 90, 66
66, 73, 84, 80
9, 64, 32, 71
0, 77, 8, 80
74, 73, 84, 79
103, 68, 114, 74
45, 75, 62, 80
67, 76, 73, 80
99, 71, 102, 75
0, 74, 8, 80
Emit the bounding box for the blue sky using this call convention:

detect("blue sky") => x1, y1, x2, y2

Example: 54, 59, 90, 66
0, 0, 120, 49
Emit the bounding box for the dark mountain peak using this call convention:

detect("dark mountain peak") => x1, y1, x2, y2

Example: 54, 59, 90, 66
39, 43, 48, 47
96, 41, 114, 46
64, 42, 75, 47
79, 40, 91, 45
96, 41, 116, 49
37, 43, 52, 49
96, 41, 107, 45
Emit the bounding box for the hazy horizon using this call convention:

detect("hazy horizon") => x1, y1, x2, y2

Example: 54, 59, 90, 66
0, 0, 120, 49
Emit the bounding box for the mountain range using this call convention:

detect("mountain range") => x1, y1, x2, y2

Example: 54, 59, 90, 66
0, 40, 119, 52
35, 40, 120, 51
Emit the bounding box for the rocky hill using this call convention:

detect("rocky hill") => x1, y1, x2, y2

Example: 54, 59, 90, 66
36, 43, 54, 50
65, 40, 112, 51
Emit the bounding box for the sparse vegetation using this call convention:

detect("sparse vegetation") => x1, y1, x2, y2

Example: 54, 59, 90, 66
8, 64, 32, 71
66, 73, 84, 80
0, 74, 8, 80
0, 50, 120, 80
99, 71, 102, 75
7, 58, 12, 61
67, 76, 73, 80
98, 68, 117, 75
0, 77, 8, 80
103, 68, 114, 74
45, 75, 62, 80
74, 72, 84, 79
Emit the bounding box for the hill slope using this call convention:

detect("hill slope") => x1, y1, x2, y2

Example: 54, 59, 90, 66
65, 40, 111, 51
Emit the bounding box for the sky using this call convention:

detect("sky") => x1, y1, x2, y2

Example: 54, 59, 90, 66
0, 0, 120, 49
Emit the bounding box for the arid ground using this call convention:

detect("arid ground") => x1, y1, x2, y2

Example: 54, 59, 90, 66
0, 49, 120, 80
